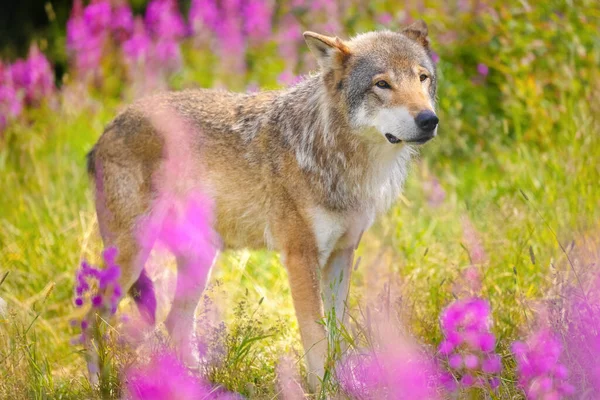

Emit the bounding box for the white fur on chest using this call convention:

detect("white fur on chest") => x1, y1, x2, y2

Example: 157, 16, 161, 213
363, 145, 413, 213
309, 207, 374, 266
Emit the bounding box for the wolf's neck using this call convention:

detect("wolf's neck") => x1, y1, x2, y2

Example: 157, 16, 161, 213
275, 75, 414, 213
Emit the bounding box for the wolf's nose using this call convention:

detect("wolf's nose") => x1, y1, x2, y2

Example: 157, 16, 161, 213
415, 110, 439, 132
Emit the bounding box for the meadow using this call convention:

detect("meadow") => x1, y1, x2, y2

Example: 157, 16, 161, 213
0, 0, 599, 398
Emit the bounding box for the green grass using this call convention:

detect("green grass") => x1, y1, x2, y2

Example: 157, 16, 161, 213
1, 1, 599, 398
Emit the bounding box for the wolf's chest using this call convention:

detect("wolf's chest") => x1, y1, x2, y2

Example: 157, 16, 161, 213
308, 207, 374, 266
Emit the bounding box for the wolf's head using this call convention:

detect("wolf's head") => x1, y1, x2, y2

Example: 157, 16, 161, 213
304, 21, 438, 145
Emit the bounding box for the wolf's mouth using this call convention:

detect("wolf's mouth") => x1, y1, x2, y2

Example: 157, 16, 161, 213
405, 135, 435, 145
385, 133, 402, 144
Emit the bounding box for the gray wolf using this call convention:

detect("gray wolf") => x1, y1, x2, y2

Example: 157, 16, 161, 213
86, 20, 438, 390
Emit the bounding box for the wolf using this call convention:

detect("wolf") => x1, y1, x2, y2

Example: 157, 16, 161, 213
86, 20, 438, 390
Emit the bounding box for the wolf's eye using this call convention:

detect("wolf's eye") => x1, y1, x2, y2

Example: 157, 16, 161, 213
375, 80, 391, 89
419, 74, 429, 82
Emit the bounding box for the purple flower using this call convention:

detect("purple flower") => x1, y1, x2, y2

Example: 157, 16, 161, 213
189, 0, 220, 34
22, 45, 55, 104
145, 0, 187, 40
477, 63, 489, 77
277, 70, 303, 86
242, 0, 273, 42
125, 351, 238, 399
338, 350, 440, 399
111, 4, 134, 42
377, 12, 394, 26
276, 16, 303, 71
83, 0, 111, 35
66, 0, 107, 75
462, 217, 487, 265
92, 295, 103, 308
439, 297, 501, 391
0, 63, 24, 132
153, 38, 182, 70
424, 176, 445, 207
512, 329, 574, 399
122, 18, 153, 66
482, 354, 502, 373
72, 247, 123, 342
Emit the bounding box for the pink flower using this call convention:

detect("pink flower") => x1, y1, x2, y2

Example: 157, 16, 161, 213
276, 356, 305, 399
439, 297, 501, 390
122, 18, 153, 65
339, 349, 440, 399
66, 0, 108, 75
377, 12, 394, 25
111, 4, 134, 42
73, 247, 123, 342
477, 63, 489, 77
277, 70, 303, 86
337, 309, 441, 399
462, 217, 487, 265
22, 45, 55, 104
512, 329, 575, 399
189, 0, 220, 34
0, 63, 24, 131
423, 176, 445, 207
126, 351, 239, 399
243, 0, 273, 42
145, 0, 187, 40
154, 38, 182, 70
83, 0, 112, 35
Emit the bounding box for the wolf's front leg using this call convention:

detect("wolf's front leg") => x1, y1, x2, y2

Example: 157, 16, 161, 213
284, 249, 328, 392
322, 248, 354, 326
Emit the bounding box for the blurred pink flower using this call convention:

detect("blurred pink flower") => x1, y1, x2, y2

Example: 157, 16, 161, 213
126, 351, 239, 399
189, 0, 220, 34
10, 45, 55, 105
145, 0, 187, 40
111, 3, 134, 42
243, 0, 273, 42
377, 12, 394, 26
339, 348, 440, 399
154, 37, 183, 70
512, 328, 574, 399
277, 16, 303, 72
338, 305, 441, 399
277, 70, 303, 86
122, 18, 153, 65
0, 63, 24, 131
439, 298, 501, 391
66, 0, 108, 75
462, 217, 487, 265
477, 63, 489, 77
276, 356, 305, 399
136, 109, 220, 301
83, 0, 112, 36
423, 176, 445, 207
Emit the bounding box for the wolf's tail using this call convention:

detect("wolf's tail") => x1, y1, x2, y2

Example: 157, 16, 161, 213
86, 147, 97, 177
129, 269, 157, 326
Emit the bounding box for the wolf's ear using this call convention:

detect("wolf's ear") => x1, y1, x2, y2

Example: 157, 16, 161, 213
402, 20, 429, 48
304, 31, 351, 70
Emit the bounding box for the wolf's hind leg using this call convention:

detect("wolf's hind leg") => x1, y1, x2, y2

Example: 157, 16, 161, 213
164, 253, 217, 366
